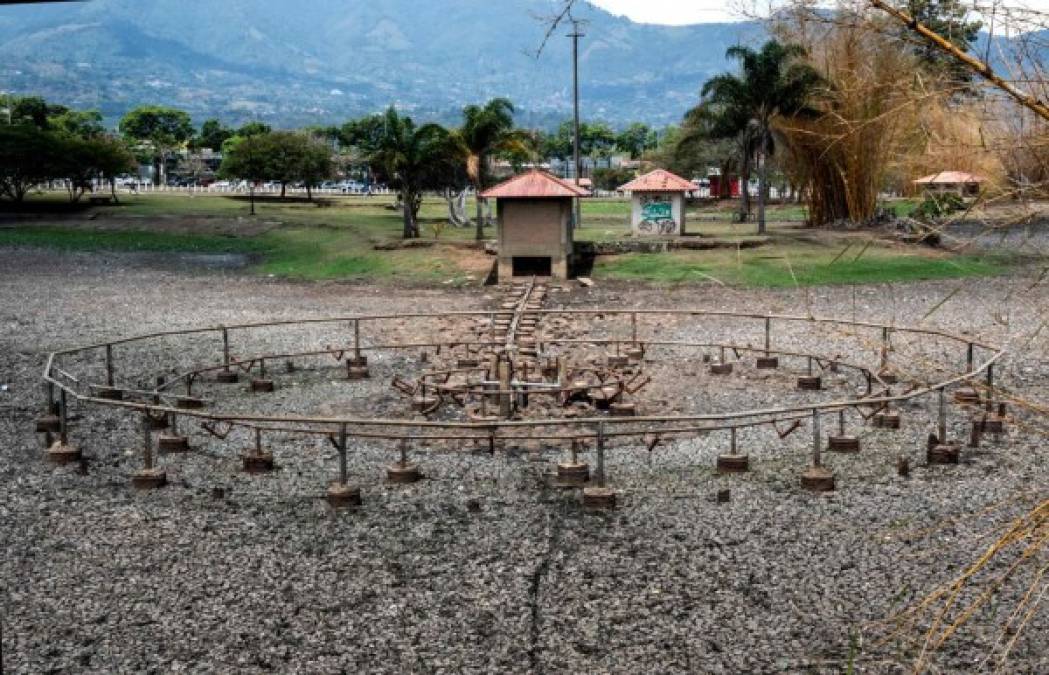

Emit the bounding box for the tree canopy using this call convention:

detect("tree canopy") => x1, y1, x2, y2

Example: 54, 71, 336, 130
119, 106, 194, 184
367, 107, 465, 238
1, 96, 134, 203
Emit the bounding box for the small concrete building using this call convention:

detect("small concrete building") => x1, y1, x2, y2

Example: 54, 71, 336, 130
913, 171, 986, 198
619, 169, 695, 236
481, 169, 589, 280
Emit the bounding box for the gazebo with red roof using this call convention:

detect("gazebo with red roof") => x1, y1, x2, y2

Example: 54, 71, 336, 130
480, 169, 589, 280
618, 169, 695, 236
913, 171, 986, 198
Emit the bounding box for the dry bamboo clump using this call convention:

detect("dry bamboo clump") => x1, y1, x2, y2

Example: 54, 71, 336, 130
773, 9, 933, 225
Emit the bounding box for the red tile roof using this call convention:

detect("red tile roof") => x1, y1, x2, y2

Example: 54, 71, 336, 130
913, 171, 986, 184
480, 169, 590, 199
618, 169, 695, 193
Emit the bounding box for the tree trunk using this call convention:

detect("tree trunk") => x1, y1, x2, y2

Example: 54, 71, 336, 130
402, 190, 416, 239
280, 182, 286, 199
110, 178, 119, 204
306, 183, 313, 201
474, 190, 485, 241
446, 189, 468, 227
719, 161, 732, 199
250, 184, 256, 216
739, 165, 751, 223
757, 128, 768, 235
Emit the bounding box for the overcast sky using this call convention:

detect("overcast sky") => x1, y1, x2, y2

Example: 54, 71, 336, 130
588, 0, 1049, 26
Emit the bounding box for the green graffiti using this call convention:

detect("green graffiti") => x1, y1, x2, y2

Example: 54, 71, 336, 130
641, 200, 672, 221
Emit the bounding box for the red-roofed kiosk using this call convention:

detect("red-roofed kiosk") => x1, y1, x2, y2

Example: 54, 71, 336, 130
480, 169, 590, 280
619, 169, 695, 236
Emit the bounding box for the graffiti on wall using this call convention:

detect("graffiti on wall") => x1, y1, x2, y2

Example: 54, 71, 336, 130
636, 194, 679, 235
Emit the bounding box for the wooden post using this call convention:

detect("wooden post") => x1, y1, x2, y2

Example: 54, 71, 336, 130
812, 409, 821, 467
498, 355, 512, 419
938, 387, 948, 442
880, 326, 890, 370
222, 327, 231, 373
105, 344, 114, 387
337, 423, 348, 485
142, 410, 154, 470
595, 422, 606, 487
985, 364, 995, 412
59, 388, 69, 446
353, 319, 361, 362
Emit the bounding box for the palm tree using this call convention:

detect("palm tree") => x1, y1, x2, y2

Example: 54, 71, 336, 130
691, 40, 823, 234
369, 107, 462, 239
460, 98, 527, 241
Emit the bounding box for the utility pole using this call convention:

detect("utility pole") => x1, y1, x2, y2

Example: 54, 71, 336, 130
569, 19, 585, 230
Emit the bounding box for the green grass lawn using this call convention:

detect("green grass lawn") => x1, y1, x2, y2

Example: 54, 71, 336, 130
596, 247, 1009, 287
0, 192, 1006, 287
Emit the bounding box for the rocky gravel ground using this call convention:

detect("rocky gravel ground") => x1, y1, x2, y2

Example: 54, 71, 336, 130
1, 248, 1047, 673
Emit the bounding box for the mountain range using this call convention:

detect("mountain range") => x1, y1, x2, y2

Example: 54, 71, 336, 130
0, 0, 763, 129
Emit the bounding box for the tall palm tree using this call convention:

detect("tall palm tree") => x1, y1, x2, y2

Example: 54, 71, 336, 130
369, 107, 462, 239
460, 98, 527, 241
692, 40, 823, 234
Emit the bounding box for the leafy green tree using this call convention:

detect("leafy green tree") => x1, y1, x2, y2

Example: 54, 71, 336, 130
460, 98, 525, 239
9, 96, 63, 129
50, 109, 105, 138
298, 134, 335, 200
368, 107, 464, 239
903, 0, 982, 86
583, 121, 617, 158
236, 121, 272, 138
0, 125, 60, 202
261, 131, 333, 199
57, 134, 135, 202
118, 106, 194, 185
259, 131, 307, 198
87, 136, 136, 201
693, 40, 822, 234
591, 167, 636, 191
542, 120, 619, 161
193, 119, 234, 151
615, 122, 657, 159
540, 124, 573, 160
218, 135, 270, 215
0, 98, 132, 203
339, 115, 386, 153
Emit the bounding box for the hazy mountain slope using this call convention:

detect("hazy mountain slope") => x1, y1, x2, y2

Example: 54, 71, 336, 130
0, 0, 762, 127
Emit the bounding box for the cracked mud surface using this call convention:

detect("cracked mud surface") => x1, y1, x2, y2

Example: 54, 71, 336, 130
1, 248, 1047, 673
